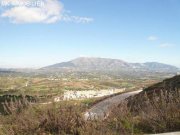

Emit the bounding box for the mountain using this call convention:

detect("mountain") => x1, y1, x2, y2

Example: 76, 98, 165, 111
44, 57, 130, 70
129, 62, 179, 72
0, 68, 18, 76
42, 57, 179, 73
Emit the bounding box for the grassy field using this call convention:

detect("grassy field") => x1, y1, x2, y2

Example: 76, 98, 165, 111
0, 76, 160, 96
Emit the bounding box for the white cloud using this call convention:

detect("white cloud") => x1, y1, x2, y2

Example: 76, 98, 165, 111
1, 0, 63, 23
147, 36, 158, 41
159, 43, 174, 48
0, 0, 93, 24
62, 15, 94, 23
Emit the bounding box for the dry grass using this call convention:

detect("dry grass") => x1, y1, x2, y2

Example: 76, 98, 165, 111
0, 89, 179, 135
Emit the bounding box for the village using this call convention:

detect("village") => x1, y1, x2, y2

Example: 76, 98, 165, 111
54, 88, 126, 101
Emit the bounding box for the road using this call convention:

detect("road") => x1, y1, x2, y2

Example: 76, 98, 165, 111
84, 90, 142, 120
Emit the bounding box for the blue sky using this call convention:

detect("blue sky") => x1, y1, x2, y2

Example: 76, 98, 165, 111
0, 0, 180, 68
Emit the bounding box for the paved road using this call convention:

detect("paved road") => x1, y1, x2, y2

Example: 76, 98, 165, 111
84, 90, 142, 120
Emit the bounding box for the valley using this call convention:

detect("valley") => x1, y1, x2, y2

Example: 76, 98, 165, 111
0, 57, 179, 135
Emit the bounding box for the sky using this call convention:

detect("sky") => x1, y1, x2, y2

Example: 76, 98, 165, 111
0, 0, 180, 68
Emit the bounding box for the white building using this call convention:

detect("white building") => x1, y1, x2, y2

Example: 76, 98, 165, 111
61, 88, 126, 101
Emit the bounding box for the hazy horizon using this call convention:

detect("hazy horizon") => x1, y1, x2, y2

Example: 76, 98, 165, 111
0, 0, 180, 68
0, 56, 180, 69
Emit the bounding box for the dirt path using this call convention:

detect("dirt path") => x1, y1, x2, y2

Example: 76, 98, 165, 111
84, 90, 142, 120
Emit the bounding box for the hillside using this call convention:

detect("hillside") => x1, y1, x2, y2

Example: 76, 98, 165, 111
144, 75, 180, 92
128, 75, 180, 104
111, 75, 180, 134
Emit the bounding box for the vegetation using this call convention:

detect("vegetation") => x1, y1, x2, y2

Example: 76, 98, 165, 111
0, 74, 179, 135
0, 89, 179, 134
0, 75, 160, 96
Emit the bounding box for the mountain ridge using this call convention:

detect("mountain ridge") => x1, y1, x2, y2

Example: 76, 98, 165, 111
42, 57, 179, 73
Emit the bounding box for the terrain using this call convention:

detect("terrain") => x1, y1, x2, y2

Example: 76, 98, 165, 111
0, 57, 179, 134
0, 75, 179, 135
